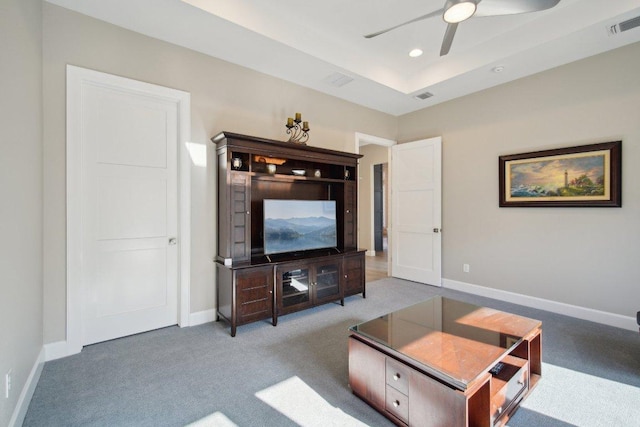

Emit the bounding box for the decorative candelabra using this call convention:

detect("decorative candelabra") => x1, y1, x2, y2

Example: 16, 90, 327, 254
285, 112, 310, 145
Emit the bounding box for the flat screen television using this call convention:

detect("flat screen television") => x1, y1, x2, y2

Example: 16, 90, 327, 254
263, 199, 337, 255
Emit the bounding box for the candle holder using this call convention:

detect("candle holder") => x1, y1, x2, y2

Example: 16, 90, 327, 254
285, 113, 310, 145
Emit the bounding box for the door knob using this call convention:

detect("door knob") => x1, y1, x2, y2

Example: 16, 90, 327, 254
169, 237, 177, 245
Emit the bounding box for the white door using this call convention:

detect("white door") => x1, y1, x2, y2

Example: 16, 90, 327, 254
391, 137, 442, 285
67, 66, 186, 347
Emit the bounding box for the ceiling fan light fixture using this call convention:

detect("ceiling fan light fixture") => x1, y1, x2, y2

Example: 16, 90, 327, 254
443, 0, 477, 24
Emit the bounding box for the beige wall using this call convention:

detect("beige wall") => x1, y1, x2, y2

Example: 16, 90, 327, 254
36, 3, 640, 349
42, 4, 398, 343
398, 41, 640, 318
0, 0, 44, 424
358, 144, 390, 252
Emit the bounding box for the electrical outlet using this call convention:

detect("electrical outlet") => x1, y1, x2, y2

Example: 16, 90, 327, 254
5, 369, 11, 399
463, 264, 470, 273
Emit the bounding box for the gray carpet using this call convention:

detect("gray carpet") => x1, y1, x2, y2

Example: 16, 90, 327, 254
24, 278, 640, 427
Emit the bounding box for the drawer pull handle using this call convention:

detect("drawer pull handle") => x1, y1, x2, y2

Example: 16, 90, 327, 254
393, 373, 401, 381
393, 400, 400, 408
517, 379, 525, 386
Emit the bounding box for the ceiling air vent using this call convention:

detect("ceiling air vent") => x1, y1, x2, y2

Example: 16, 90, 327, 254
414, 91, 434, 100
323, 72, 354, 88
607, 15, 640, 36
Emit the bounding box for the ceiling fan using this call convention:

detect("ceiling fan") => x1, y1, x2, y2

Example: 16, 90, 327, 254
364, 0, 561, 56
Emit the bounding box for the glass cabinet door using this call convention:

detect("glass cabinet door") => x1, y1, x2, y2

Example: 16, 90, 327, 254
314, 262, 340, 302
281, 267, 311, 309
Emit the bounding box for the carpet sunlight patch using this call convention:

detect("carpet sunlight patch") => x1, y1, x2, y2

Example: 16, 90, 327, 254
255, 376, 369, 427
515, 363, 640, 427
185, 411, 238, 427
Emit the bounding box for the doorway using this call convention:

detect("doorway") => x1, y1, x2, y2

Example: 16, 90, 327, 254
373, 163, 386, 253
355, 133, 395, 283
369, 163, 389, 281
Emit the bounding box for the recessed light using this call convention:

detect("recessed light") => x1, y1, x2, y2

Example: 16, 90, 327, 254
409, 48, 423, 58
492, 65, 505, 73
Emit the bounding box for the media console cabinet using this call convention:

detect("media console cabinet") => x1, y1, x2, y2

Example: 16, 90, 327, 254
212, 132, 365, 336
349, 296, 542, 427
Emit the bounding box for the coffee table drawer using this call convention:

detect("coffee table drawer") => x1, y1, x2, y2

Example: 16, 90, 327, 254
386, 358, 410, 395
386, 385, 409, 424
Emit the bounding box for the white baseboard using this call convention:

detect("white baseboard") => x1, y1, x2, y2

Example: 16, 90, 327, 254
44, 340, 74, 361
189, 309, 216, 326
442, 278, 637, 332
365, 250, 376, 257
43, 311, 217, 362
9, 347, 45, 427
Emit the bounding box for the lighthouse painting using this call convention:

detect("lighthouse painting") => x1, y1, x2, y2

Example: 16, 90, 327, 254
499, 141, 621, 207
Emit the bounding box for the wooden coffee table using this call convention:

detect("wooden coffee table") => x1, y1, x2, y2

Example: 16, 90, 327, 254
349, 296, 542, 427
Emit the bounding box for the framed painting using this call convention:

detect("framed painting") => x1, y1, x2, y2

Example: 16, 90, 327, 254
499, 141, 621, 207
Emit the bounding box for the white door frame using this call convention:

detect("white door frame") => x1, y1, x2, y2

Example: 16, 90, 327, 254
355, 133, 395, 276
66, 65, 191, 356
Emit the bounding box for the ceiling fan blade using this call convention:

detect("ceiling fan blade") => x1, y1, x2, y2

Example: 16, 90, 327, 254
364, 9, 443, 38
475, 0, 561, 17
440, 23, 458, 56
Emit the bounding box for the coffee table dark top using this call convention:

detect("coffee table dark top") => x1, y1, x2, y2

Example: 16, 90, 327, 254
349, 296, 541, 390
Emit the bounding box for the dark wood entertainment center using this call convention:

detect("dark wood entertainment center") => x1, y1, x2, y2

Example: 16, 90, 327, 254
212, 132, 366, 336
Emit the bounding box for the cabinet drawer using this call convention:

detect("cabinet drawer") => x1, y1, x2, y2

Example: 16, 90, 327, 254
385, 385, 409, 424
236, 269, 271, 291
238, 289, 271, 320
386, 358, 410, 395
238, 283, 270, 302
491, 356, 528, 425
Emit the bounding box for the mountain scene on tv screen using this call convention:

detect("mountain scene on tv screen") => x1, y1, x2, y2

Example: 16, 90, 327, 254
264, 216, 336, 254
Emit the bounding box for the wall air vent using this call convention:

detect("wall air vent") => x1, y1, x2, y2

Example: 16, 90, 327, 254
607, 15, 640, 36
323, 72, 354, 88
414, 91, 434, 100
